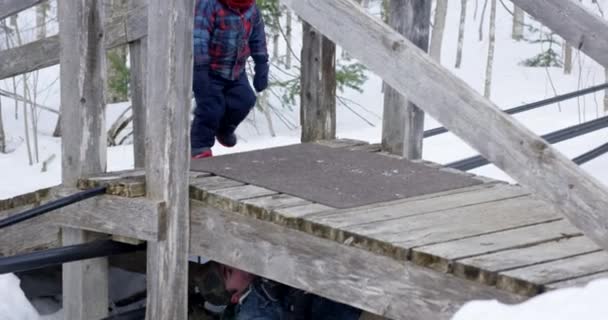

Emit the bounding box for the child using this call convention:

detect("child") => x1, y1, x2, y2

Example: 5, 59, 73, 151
191, 0, 269, 159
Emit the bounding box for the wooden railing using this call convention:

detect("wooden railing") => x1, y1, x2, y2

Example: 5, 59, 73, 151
0, 1, 147, 80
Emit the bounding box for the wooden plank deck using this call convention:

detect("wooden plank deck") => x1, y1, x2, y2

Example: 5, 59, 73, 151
185, 140, 607, 314
1, 140, 607, 319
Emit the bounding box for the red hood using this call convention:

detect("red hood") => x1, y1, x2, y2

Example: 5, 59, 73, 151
219, 0, 254, 10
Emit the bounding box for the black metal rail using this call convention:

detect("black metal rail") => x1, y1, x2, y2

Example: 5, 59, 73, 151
102, 307, 146, 320
447, 116, 608, 171
0, 186, 106, 230
0, 240, 144, 274
424, 83, 608, 138
573, 142, 608, 165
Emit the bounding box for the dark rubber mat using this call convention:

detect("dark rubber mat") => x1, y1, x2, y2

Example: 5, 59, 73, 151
191, 143, 483, 209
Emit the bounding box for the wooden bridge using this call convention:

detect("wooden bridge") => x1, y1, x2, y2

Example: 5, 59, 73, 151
1, 0, 608, 319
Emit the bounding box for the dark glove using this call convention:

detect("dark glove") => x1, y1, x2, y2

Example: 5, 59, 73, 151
253, 62, 269, 92
193, 65, 211, 102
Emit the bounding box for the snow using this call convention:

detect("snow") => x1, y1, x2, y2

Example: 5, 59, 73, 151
1, 0, 608, 319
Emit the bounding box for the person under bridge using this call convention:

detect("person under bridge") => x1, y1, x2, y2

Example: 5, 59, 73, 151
188, 261, 362, 320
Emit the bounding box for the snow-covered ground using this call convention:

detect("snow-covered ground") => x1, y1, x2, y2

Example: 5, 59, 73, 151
1, 0, 608, 319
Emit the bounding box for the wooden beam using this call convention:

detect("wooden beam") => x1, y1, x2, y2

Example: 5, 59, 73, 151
0, 4, 147, 81
279, 0, 608, 252
104, 3, 148, 49
58, 0, 108, 317
0, 35, 59, 81
300, 22, 336, 142
129, 0, 148, 168
144, 0, 193, 318
0, 0, 45, 20
190, 202, 524, 320
54, 195, 164, 242
510, 0, 608, 67
381, 0, 430, 159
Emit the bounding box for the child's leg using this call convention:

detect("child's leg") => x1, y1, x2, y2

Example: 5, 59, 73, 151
191, 75, 226, 154
218, 72, 257, 136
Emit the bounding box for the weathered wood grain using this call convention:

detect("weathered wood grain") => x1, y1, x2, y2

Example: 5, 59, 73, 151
0, 204, 59, 256
0, 3, 147, 80
454, 236, 600, 288
58, 0, 108, 317
78, 171, 146, 197
367, 196, 560, 247
279, 0, 608, 252
129, 0, 147, 168
0, 0, 45, 20
545, 271, 608, 290
189, 175, 246, 200
143, 0, 193, 317
0, 35, 60, 81
511, 0, 608, 67
381, 0, 429, 158
104, 2, 148, 49
239, 193, 312, 220
412, 220, 581, 273
62, 228, 109, 319
54, 195, 163, 241
315, 138, 368, 149
203, 185, 278, 211
272, 203, 334, 227
307, 183, 523, 230
497, 251, 608, 295
300, 23, 336, 142
190, 201, 524, 320
0, 187, 50, 210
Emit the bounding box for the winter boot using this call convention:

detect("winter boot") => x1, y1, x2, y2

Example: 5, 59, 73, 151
192, 148, 213, 159
216, 132, 237, 148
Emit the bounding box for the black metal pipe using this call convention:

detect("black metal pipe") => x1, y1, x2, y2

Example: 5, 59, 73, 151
0, 186, 107, 230
102, 307, 146, 320
423, 83, 608, 138
446, 116, 608, 171
0, 240, 145, 274
574, 142, 608, 165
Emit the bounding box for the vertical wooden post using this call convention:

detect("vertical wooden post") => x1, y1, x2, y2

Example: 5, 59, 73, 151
58, 0, 108, 318
129, 0, 147, 168
381, 0, 430, 159
300, 22, 336, 142
144, 0, 193, 318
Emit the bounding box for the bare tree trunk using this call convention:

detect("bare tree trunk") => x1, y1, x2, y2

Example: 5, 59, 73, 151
484, 0, 497, 98
474, 0, 479, 19
285, 7, 292, 69
564, 42, 573, 74
512, 5, 524, 40
0, 96, 5, 153
455, 0, 467, 68
273, 31, 279, 60
36, 2, 49, 39
10, 15, 34, 164
478, 0, 488, 41
260, 91, 276, 137
382, 0, 430, 159
5, 18, 19, 120
605, 68, 608, 112
430, 0, 448, 62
